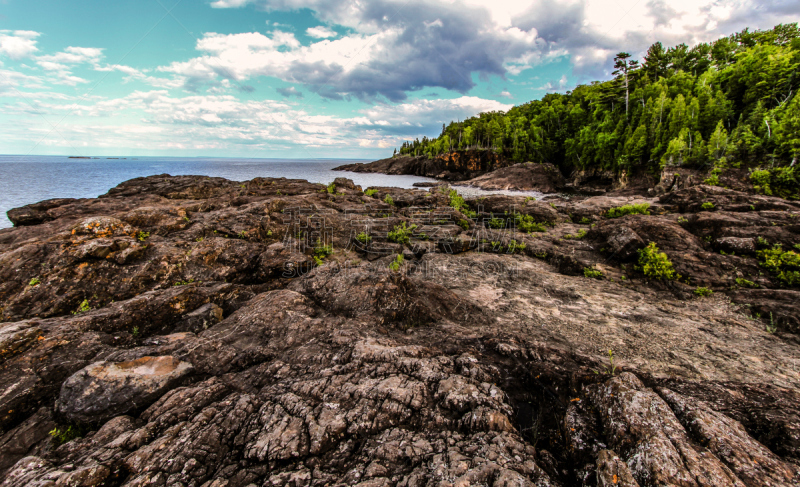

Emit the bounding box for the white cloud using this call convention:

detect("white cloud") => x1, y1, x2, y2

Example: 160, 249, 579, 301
0, 30, 40, 60
306, 25, 337, 38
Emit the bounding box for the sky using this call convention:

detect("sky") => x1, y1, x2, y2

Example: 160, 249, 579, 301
0, 0, 798, 159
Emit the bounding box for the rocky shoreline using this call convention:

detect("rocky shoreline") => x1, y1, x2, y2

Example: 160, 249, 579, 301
1, 174, 799, 486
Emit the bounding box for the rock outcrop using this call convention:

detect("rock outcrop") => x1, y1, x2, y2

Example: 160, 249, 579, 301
1, 175, 799, 486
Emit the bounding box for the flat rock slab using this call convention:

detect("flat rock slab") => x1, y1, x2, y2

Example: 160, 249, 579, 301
57, 356, 192, 423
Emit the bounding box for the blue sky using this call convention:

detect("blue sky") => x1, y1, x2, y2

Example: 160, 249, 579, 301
0, 0, 797, 159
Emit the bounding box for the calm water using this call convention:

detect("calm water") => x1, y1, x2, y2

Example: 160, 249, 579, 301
0, 155, 438, 229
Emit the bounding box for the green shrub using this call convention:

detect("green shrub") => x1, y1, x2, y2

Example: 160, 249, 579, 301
383, 195, 394, 206
356, 232, 371, 244
637, 242, 677, 280
29, 277, 41, 286
735, 277, 758, 288
507, 240, 526, 253
457, 219, 470, 231
364, 188, 378, 197
136, 231, 150, 241
579, 217, 592, 224
564, 229, 587, 239
694, 286, 713, 297
750, 167, 799, 199
326, 182, 336, 194
606, 203, 650, 218
389, 254, 404, 272
449, 190, 476, 218
488, 217, 505, 229
677, 216, 689, 224
49, 425, 84, 445
388, 222, 416, 244
72, 299, 92, 315
313, 239, 333, 266
583, 267, 603, 279
757, 245, 800, 286
701, 202, 715, 210
514, 214, 547, 233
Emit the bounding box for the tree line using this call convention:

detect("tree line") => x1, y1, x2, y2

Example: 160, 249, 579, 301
395, 24, 800, 196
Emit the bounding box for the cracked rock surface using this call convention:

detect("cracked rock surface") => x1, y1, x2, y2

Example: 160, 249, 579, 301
1, 175, 799, 486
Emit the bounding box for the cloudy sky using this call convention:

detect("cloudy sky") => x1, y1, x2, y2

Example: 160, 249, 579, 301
0, 0, 797, 159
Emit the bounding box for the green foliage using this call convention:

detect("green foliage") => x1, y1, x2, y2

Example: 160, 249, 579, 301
584, 267, 603, 279
756, 236, 770, 247
638, 242, 677, 280
136, 231, 150, 241
564, 229, 588, 239
677, 216, 689, 224
448, 190, 477, 218
49, 425, 84, 445
694, 286, 714, 296
389, 254, 404, 272
173, 279, 196, 286
514, 214, 548, 233
356, 232, 371, 244
364, 189, 378, 197
757, 244, 800, 286
579, 217, 592, 224
488, 217, 505, 229
383, 194, 394, 206
701, 202, 716, 210
29, 277, 41, 286
313, 240, 334, 263
72, 299, 92, 315
735, 277, 758, 288
393, 23, 800, 184
457, 219, 470, 231
326, 182, 336, 194
606, 203, 651, 218
507, 240, 527, 253
593, 349, 617, 376
132, 326, 140, 337
388, 222, 417, 244
749, 166, 799, 198
238, 231, 248, 239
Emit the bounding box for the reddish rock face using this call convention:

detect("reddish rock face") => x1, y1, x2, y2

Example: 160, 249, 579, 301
1, 175, 799, 486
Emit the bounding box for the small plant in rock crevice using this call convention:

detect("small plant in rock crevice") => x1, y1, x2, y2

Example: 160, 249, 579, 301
637, 242, 677, 280
583, 267, 603, 279
136, 231, 150, 241
388, 222, 416, 245
49, 425, 85, 445
694, 286, 714, 297
606, 203, 650, 218
389, 254, 404, 272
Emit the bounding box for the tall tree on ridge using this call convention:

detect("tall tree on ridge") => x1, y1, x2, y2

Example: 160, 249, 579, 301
613, 52, 640, 118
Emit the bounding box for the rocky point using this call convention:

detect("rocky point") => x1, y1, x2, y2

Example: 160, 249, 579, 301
0, 173, 799, 486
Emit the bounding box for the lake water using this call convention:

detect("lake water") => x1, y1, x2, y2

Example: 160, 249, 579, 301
0, 155, 439, 229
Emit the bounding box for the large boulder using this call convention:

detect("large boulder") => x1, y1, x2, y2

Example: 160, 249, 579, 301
462, 162, 566, 192
57, 356, 193, 423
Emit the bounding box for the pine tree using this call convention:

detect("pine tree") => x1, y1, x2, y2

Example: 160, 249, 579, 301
613, 52, 640, 118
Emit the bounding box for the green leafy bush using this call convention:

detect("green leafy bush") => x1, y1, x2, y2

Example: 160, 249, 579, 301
735, 277, 758, 288
701, 202, 715, 210
389, 254, 404, 272
606, 203, 651, 218
29, 277, 41, 286
514, 214, 548, 233
457, 219, 470, 231
750, 167, 799, 199
356, 232, 371, 244
388, 222, 416, 244
507, 240, 526, 253
326, 182, 336, 194
364, 189, 378, 197
637, 242, 677, 280
694, 286, 713, 297
488, 217, 505, 229
583, 267, 603, 279
72, 299, 92, 315
49, 425, 84, 445
448, 190, 477, 218
383, 195, 394, 206
757, 245, 800, 286
136, 231, 150, 241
